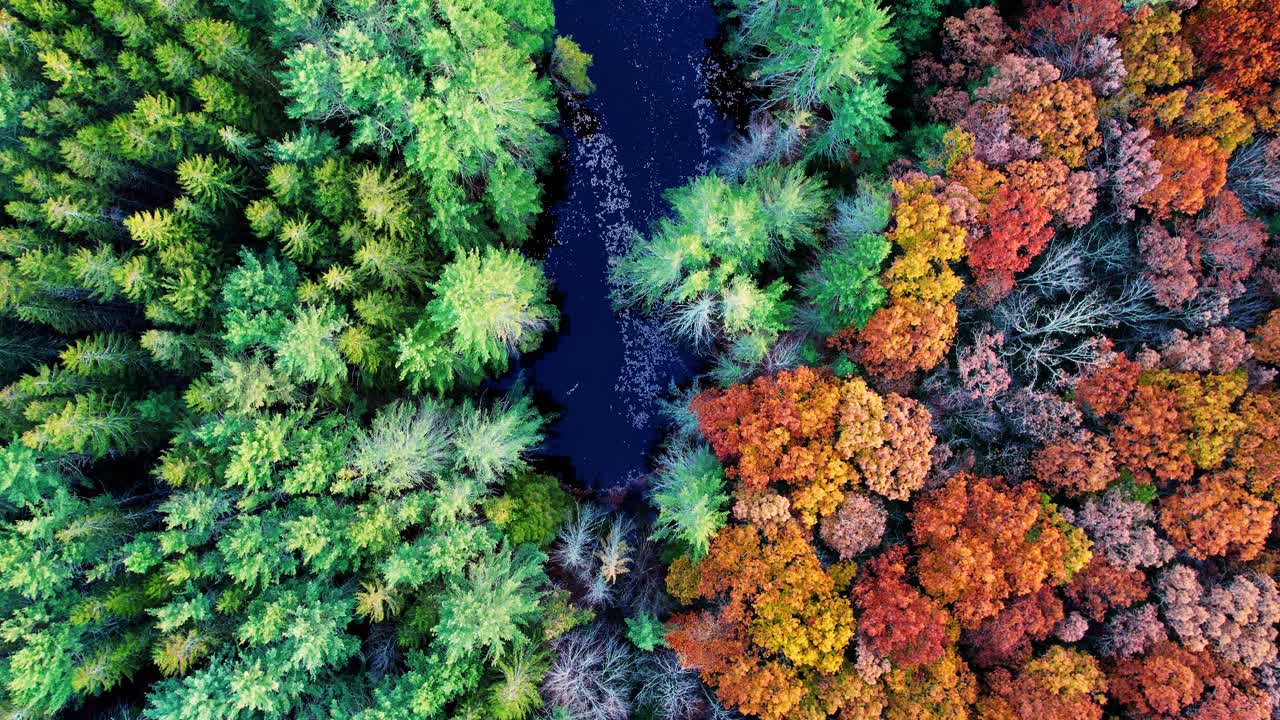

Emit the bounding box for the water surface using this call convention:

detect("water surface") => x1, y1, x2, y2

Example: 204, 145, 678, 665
513, 0, 736, 489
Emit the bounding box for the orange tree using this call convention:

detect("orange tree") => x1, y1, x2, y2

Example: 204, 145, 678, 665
910, 473, 1092, 629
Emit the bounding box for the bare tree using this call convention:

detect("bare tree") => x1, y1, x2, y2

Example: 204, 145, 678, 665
541, 626, 636, 720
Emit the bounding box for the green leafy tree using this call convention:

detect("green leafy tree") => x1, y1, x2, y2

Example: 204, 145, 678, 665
274, 303, 349, 387
274, 0, 559, 247
725, 0, 902, 165
801, 230, 891, 334
484, 472, 573, 548
650, 444, 731, 559
434, 543, 548, 664
553, 37, 597, 95
625, 612, 668, 652
0, 2, 571, 719
487, 642, 549, 720
612, 164, 831, 364
398, 248, 558, 393
0, 447, 154, 717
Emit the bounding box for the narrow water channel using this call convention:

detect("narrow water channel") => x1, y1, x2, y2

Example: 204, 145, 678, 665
511, 0, 736, 489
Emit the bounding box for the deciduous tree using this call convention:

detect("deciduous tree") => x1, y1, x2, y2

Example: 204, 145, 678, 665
1159, 470, 1276, 561
911, 473, 1092, 628
853, 545, 955, 669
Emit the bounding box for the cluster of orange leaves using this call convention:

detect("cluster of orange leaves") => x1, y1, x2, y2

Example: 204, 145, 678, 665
1121, 1, 1280, 216
911, 473, 1092, 629
1007, 78, 1101, 168
691, 367, 934, 524
670, 368, 988, 720
1030, 431, 1116, 496
670, 367, 1119, 720
1075, 352, 1279, 562
1184, 0, 1280, 128
1134, 88, 1254, 217
1108, 641, 1270, 720
670, 349, 1280, 720
665, 522, 871, 720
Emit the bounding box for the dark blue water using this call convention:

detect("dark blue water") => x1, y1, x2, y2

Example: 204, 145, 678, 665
512, 0, 735, 489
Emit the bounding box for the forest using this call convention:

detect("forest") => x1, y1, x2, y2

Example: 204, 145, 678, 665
0, 0, 1278, 719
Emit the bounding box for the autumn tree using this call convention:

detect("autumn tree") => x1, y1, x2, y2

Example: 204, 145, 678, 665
1030, 431, 1116, 496
851, 177, 968, 381
1234, 390, 1280, 499
1158, 327, 1252, 374
1007, 79, 1101, 168
691, 368, 936, 524
911, 473, 1092, 629
819, 492, 887, 559
668, 522, 862, 720
881, 647, 978, 720
847, 297, 959, 382
966, 187, 1054, 305
853, 545, 955, 669
1157, 564, 1280, 669
1141, 135, 1229, 218
1185, 0, 1280, 122
1119, 6, 1194, 96
981, 646, 1107, 720
1109, 641, 1218, 718
1074, 486, 1175, 570
1110, 384, 1194, 486
1159, 470, 1276, 561
1062, 555, 1149, 621
965, 585, 1064, 669
1103, 120, 1163, 221
1021, 0, 1126, 70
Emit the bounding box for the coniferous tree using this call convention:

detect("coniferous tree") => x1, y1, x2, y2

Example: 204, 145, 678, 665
0, 1, 572, 717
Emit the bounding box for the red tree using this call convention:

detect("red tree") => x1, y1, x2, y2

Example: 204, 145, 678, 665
1194, 190, 1268, 299
1030, 431, 1117, 496
1186, 0, 1280, 121
1075, 340, 1140, 418
853, 545, 955, 669
1109, 641, 1218, 718
1139, 222, 1200, 308
965, 585, 1064, 668
966, 186, 1053, 305
1062, 555, 1150, 621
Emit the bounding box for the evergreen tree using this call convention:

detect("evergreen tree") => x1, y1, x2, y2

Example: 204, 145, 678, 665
0, 1, 571, 717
